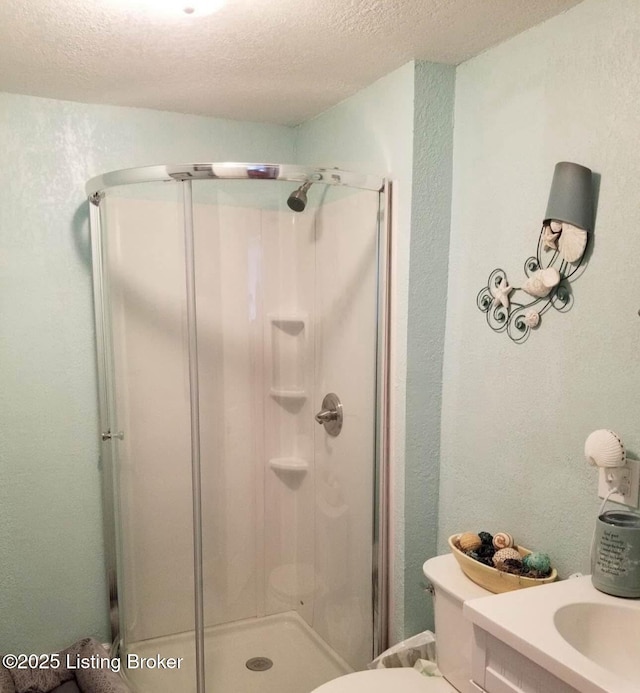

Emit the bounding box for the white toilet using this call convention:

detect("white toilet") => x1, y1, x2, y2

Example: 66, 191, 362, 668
310, 553, 490, 693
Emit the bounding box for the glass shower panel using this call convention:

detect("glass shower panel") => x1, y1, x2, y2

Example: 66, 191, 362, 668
100, 182, 200, 693
311, 185, 380, 670
191, 179, 380, 691
191, 181, 269, 637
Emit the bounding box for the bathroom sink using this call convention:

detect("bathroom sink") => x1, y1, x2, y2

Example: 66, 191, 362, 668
464, 576, 640, 693
554, 602, 640, 685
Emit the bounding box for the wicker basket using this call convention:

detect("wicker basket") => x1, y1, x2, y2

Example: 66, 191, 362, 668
448, 534, 558, 594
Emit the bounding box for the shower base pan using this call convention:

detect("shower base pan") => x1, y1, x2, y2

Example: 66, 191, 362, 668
124, 611, 352, 693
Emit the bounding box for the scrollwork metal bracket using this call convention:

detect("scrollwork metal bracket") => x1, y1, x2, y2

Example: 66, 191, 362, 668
477, 224, 587, 344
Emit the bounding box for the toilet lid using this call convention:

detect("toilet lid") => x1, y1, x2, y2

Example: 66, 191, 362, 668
311, 669, 456, 692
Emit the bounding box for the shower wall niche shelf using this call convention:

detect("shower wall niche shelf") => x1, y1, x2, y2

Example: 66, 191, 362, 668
268, 458, 309, 473
269, 387, 307, 400
270, 312, 307, 396
269, 314, 307, 329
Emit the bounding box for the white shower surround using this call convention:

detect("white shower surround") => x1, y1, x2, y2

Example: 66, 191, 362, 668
103, 183, 379, 681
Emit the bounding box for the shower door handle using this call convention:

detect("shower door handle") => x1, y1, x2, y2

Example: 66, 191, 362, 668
101, 430, 124, 441
314, 393, 343, 437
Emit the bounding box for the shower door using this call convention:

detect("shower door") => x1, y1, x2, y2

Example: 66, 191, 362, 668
88, 164, 389, 693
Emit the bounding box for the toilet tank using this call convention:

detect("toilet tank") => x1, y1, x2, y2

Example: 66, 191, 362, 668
423, 554, 490, 693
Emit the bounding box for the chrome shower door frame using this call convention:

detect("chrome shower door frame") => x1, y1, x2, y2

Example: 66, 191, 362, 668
87, 163, 391, 673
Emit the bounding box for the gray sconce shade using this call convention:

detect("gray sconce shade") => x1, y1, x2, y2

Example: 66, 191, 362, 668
544, 161, 594, 232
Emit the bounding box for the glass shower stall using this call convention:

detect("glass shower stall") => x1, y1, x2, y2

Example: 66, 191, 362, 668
86, 163, 390, 693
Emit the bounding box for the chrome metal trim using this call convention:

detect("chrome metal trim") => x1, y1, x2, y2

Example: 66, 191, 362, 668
182, 181, 206, 693
87, 164, 391, 670
373, 180, 392, 657
86, 163, 384, 198
314, 393, 343, 437
101, 430, 124, 441
89, 199, 122, 651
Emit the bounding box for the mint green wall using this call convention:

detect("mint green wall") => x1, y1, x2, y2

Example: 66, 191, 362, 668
404, 62, 455, 637
296, 61, 456, 641
12, 0, 628, 650
1, 68, 438, 653
439, 0, 640, 576
295, 62, 416, 642
0, 92, 293, 652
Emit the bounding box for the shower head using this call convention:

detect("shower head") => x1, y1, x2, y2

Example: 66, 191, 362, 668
287, 181, 312, 212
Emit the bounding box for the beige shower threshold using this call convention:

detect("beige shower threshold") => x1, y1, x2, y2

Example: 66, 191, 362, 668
124, 610, 353, 693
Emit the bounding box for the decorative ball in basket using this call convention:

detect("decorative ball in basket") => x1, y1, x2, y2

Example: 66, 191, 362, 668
449, 531, 557, 594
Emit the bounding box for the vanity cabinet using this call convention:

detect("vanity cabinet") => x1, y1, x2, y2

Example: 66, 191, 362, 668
471, 626, 580, 693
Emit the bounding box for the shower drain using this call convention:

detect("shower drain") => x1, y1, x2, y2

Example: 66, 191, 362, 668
245, 657, 273, 672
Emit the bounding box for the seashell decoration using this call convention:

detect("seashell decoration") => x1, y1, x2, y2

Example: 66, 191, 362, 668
459, 532, 482, 552
492, 532, 514, 550
522, 267, 561, 299
490, 278, 512, 310
523, 310, 540, 328
477, 163, 593, 343
558, 222, 588, 263
455, 529, 556, 580
584, 429, 626, 469
542, 223, 561, 251
492, 547, 522, 570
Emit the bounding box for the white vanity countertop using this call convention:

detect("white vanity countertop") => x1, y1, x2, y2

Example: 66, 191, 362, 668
464, 576, 640, 693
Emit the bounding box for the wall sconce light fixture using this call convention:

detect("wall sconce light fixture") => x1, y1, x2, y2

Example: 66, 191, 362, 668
477, 161, 594, 343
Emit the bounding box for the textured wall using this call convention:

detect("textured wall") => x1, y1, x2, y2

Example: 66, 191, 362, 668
294, 63, 416, 643
295, 61, 457, 642
439, 0, 640, 577
0, 0, 580, 126
0, 92, 293, 652
404, 62, 455, 638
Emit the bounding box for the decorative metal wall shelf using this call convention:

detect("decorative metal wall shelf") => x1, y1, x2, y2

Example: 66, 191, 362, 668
477, 162, 595, 344
477, 227, 586, 344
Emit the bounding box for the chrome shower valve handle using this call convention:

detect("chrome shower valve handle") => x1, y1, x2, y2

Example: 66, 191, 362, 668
315, 409, 338, 424
314, 393, 343, 437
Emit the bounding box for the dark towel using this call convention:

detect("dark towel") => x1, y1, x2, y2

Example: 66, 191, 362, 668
0, 663, 16, 693
5, 640, 129, 693
51, 684, 81, 693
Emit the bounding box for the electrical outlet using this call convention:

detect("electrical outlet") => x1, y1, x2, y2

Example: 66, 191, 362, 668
598, 458, 640, 507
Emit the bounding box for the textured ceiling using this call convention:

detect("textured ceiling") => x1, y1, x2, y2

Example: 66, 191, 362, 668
0, 0, 581, 126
